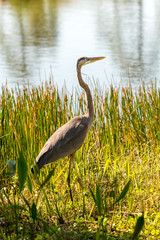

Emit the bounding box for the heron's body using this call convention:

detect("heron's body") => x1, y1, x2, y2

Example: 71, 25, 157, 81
31, 56, 105, 200
36, 113, 91, 169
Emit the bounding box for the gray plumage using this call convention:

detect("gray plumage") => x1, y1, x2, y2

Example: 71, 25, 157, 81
35, 115, 91, 169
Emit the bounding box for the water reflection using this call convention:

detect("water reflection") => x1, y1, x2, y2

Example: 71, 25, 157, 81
97, 0, 160, 85
0, 0, 160, 90
0, 0, 58, 85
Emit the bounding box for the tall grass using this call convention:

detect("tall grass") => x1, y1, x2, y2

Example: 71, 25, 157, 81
0, 81, 160, 239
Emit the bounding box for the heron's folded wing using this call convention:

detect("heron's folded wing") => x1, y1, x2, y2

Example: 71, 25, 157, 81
36, 115, 89, 165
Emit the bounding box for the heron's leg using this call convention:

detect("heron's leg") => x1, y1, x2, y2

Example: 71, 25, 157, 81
72, 159, 83, 189
67, 155, 73, 201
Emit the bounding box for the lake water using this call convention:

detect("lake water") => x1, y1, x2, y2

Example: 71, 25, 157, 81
0, 0, 160, 91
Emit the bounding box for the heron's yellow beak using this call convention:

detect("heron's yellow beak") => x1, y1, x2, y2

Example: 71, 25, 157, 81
85, 56, 106, 65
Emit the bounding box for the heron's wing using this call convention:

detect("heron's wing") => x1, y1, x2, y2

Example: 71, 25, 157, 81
57, 116, 89, 144
36, 115, 89, 168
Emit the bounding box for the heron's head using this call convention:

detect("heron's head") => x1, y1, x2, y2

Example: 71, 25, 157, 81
77, 56, 106, 69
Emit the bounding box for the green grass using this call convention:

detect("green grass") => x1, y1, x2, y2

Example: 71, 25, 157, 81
0, 81, 160, 239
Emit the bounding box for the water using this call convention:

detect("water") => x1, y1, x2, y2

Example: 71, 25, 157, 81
0, 0, 160, 91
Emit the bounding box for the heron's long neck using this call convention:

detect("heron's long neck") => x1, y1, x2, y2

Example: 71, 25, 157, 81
77, 66, 94, 124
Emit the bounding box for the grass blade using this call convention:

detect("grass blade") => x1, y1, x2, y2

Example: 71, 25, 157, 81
132, 215, 144, 239
114, 179, 131, 204
31, 202, 37, 222
96, 184, 102, 216
18, 152, 28, 192
89, 186, 97, 205
27, 175, 32, 193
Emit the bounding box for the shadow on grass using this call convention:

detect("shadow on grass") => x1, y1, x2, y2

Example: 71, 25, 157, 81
0, 212, 133, 240
54, 226, 133, 240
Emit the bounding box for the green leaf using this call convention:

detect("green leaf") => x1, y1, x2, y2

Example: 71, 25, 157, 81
31, 202, 37, 222
132, 215, 144, 239
89, 186, 97, 205
89, 185, 102, 217
22, 194, 31, 209
114, 179, 131, 204
96, 184, 102, 216
27, 175, 32, 193
18, 152, 28, 192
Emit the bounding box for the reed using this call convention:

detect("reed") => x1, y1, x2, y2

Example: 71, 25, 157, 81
0, 81, 159, 239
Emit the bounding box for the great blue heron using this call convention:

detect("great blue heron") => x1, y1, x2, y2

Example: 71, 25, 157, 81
31, 56, 106, 200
